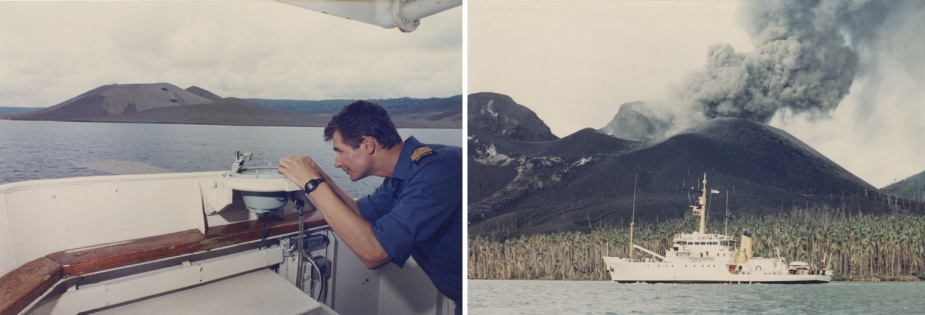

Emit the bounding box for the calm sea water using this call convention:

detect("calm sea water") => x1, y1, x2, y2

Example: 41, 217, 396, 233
0, 120, 461, 196
468, 280, 925, 314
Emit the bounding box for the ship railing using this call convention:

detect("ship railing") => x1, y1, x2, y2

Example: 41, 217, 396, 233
672, 233, 735, 240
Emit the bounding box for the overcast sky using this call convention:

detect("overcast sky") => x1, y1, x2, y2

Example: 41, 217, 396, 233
0, 1, 462, 108
469, 0, 925, 188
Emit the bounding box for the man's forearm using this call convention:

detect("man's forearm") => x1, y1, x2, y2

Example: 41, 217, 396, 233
319, 171, 360, 215
308, 182, 390, 269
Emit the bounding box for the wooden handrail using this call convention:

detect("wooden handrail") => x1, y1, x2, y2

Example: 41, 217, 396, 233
0, 207, 326, 315
0, 257, 62, 315
47, 210, 326, 277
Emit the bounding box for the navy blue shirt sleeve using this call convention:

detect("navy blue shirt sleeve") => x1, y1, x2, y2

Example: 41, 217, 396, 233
358, 178, 394, 223
364, 150, 462, 267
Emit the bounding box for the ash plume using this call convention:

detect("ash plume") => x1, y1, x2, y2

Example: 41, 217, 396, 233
685, 0, 885, 122
603, 0, 921, 142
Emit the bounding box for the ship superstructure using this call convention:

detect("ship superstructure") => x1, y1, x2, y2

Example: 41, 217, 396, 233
602, 174, 831, 284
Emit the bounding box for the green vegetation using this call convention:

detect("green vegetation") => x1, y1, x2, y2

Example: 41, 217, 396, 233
469, 207, 925, 281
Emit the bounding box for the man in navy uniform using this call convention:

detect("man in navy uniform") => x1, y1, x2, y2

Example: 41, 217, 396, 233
278, 100, 462, 314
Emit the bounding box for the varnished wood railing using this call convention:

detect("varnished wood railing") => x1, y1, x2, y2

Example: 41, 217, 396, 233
1, 208, 326, 315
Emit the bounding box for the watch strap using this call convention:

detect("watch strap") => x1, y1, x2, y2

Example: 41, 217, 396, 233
304, 178, 326, 193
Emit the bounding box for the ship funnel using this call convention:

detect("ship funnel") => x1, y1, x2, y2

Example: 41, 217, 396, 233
736, 232, 753, 263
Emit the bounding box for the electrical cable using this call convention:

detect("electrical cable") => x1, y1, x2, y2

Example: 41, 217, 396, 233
303, 252, 327, 302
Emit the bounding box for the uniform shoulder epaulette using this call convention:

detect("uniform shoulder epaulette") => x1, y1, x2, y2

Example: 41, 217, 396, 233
411, 146, 435, 163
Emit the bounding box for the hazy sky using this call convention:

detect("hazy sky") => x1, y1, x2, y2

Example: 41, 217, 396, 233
468, 0, 925, 188
0, 1, 462, 108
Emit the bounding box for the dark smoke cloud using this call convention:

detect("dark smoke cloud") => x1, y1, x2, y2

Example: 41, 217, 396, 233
687, 0, 885, 122
602, 0, 916, 142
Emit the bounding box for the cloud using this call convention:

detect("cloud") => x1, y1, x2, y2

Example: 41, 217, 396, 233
770, 0, 925, 187
0, 1, 461, 108
598, 2, 925, 187
467, 1, 752, 138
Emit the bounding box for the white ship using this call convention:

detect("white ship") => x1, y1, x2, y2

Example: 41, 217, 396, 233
602, 174, 832, 284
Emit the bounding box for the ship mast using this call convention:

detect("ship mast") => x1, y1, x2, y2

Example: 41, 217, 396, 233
629, 173, 637, 260
691, 173, 708, 234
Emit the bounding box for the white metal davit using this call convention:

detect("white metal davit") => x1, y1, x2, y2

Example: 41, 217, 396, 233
278, 0, 462, 32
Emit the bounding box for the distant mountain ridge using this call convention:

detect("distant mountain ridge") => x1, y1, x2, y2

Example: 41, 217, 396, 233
882, 170, 925, 202
468, 92, 924, 240
250, 95, 461, 115
4, 83, 461, 128
0, 107, 43, 116
251, 95, 463, 128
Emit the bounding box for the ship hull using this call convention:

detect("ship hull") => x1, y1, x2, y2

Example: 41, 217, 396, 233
602, 257, 831, 284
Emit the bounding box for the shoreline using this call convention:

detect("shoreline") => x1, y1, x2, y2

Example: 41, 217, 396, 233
0, 117, 461, 129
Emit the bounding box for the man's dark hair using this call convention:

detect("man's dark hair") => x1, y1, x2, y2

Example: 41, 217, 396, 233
323, 100, 403, 149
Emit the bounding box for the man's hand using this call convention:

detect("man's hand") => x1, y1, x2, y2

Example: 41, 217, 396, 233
278, 156, 324, 189
279, 155, 388, 269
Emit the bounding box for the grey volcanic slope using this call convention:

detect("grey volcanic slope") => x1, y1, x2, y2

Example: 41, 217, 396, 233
185, 86, 223, 101
882, 170, 925, 202
468, 92, 557, 142
10, 83, 211, 121
468, 127, 638, 220
468, 92, 593, 207
468, 95, 919, 240
467, 92, 565, 206
86, 98, 330, 127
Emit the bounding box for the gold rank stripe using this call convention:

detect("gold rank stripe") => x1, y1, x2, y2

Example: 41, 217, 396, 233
411, 146, 434, 163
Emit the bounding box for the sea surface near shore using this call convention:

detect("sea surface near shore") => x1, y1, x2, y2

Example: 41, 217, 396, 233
468, 280, 925, 314
0, 120, 461, 197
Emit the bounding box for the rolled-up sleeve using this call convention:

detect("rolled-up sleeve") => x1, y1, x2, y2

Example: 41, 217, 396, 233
358, 179, 394, 223
368, 154, 462, 267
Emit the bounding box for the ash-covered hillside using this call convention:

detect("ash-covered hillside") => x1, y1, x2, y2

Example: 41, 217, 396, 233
84, 97, 330, 127
6, 83, 461, 128
882, 170, 925, 202
9, 83, 212, 121
468, 93, 924, 240
468, 92, 558, 142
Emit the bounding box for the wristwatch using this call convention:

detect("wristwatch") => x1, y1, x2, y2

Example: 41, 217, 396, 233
304, 178, 326, 193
